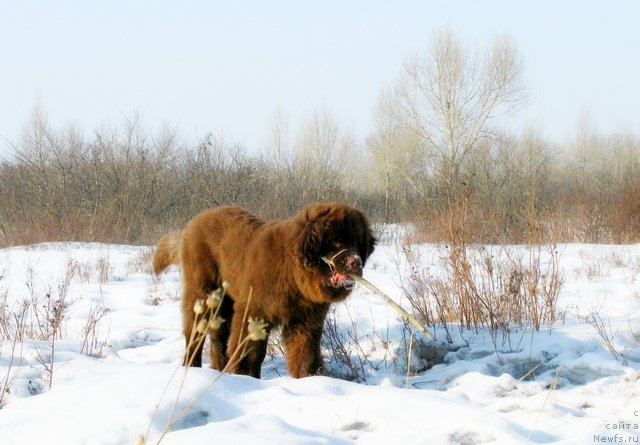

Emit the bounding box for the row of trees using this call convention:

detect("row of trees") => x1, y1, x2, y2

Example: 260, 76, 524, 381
0, 106, 376, 245
1, 28, 639, 246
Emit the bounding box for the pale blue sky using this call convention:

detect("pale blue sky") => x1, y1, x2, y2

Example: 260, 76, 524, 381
1, 1, 639, 152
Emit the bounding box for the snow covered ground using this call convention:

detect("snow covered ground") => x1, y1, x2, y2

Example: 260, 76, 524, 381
0, 233, 639, 444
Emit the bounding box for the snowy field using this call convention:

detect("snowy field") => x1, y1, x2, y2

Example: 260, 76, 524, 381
0, 230, 639, 444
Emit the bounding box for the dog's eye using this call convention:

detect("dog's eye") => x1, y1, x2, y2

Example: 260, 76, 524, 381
322, 242, 342, 257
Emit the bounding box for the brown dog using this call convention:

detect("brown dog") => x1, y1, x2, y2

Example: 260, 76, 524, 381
153, 203, 376, 378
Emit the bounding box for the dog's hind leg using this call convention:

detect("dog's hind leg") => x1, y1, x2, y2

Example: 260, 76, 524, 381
181, 281, 206, 367
209, 295, 234, 370
181, 262, 219, 367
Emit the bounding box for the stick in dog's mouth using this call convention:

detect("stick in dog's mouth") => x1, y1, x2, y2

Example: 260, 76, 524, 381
321, 255, 356, 289
348, 273, 433, 339
322, 255, 433, 340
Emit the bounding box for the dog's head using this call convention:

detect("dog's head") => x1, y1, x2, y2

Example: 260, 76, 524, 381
294, 203, 376, 302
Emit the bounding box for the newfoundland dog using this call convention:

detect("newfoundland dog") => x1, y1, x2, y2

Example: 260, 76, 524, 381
153, 203, 376, 378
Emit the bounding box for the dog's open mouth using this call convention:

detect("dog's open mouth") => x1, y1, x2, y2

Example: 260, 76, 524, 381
322, 249, 362, 291
330, 270, 356, 290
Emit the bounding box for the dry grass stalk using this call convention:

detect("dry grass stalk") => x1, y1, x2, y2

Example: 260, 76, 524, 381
0, 294, 29, 407
141, 285, 268, 445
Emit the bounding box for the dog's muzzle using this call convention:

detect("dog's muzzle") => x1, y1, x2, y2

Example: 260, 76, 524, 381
322, 249, 363, 290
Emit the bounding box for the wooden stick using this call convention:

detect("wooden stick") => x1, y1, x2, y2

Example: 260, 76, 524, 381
349, 273, 434, 340
321, 255, 433, 340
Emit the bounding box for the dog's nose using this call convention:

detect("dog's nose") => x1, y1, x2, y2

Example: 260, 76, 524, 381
346, 254, 362, 272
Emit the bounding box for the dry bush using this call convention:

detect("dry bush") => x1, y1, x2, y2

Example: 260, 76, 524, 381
404, 242, 563, 347
607, 183, 640, 243
24, 262, 74, 342
0, 291, 30, 407
322, 308, 367, 382
586, 310, 639, 367
401, 187, 564, 351
74, 255, 113, 284
322, 306, 380, 382
79, 303, 110, 357
127, 248, 156, 276
24, 261, 75, 389
146, 282, 180, 307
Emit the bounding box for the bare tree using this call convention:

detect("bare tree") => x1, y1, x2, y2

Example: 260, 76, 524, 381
366, 88, 423, 222
393, 27, 527, 196
266, 105, 292, 168
260, 107, 299, 216
292, 109, 354, 203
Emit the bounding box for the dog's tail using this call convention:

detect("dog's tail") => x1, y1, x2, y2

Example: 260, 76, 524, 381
153, 231, 182, 275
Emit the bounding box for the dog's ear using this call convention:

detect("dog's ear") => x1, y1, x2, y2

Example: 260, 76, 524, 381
354, 212, 376, 261
363, 228, 377, 261
296, 205, 332, 268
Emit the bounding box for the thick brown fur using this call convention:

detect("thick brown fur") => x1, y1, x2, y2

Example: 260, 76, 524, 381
153, 203, 376, 378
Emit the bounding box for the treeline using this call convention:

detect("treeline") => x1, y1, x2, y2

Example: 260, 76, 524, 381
1, 108, 639, 247
2, 29, 640, 246
0, 110, 377, 245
